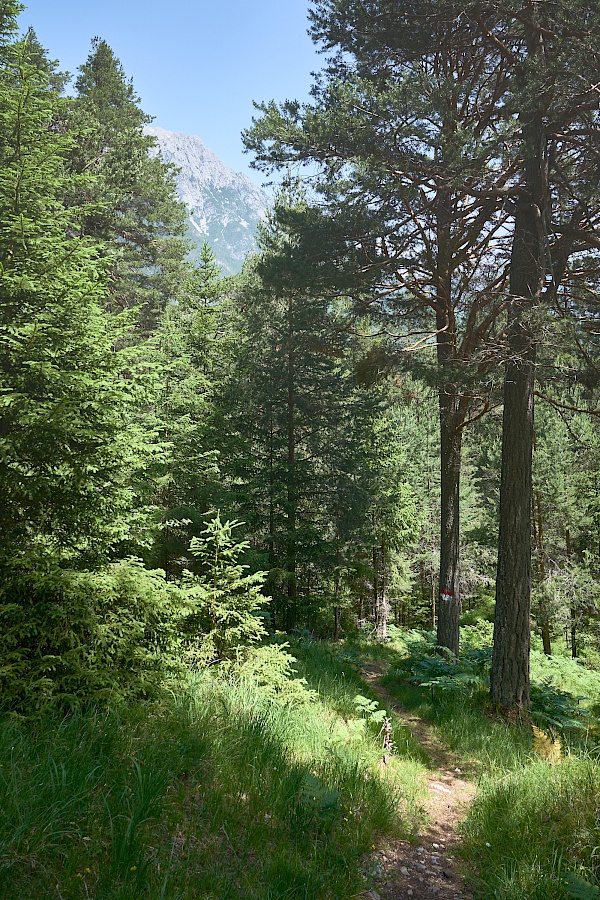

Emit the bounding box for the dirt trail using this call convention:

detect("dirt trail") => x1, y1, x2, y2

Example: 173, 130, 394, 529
359, 662, 476, 900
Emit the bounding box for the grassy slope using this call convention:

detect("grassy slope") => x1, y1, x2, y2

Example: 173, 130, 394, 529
378, 626, 600, 900
0, 642, 426, 900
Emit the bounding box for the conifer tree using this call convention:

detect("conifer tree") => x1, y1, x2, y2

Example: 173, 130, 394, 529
244, 0, 513, 656
66, 38, 189, 333
246, 0, 600, 707
0, 24, 131, 558
150, 244, 235, 571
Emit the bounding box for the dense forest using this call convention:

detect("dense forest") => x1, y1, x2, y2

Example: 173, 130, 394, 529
1, 1, 600, 898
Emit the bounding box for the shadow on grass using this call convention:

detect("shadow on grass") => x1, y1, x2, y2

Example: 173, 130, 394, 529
0, 668, 419, 899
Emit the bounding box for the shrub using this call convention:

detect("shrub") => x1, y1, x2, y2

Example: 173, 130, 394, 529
0, 555, 183, 709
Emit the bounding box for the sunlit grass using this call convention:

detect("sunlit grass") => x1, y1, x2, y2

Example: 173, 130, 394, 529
374, 626, 600, 899
0, 643, 427, 899
461, 757, 600, 899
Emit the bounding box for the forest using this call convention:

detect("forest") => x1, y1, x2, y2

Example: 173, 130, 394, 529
1, 0, 600, 898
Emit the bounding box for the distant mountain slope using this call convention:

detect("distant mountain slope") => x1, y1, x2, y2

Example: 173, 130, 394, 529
146, 126, 269, 275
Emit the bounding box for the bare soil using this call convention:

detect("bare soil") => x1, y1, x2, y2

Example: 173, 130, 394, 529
359, 662, 476, 900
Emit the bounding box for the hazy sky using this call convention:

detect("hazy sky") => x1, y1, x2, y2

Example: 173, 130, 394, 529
20, 0, 322, 185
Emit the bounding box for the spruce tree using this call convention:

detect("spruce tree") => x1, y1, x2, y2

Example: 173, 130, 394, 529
0, 25, 131, 558
66, 38, 189, 334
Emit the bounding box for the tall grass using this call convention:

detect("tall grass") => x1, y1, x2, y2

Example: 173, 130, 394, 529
0, 644, 426, 899
377, 626, 600, 899
461, 758, 600, 899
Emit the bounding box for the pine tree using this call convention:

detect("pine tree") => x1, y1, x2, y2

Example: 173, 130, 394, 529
244, 0, 514, 656
246, 0, 600, 707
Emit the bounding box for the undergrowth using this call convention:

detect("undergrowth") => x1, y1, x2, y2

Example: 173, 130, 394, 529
377, 625, 600, 899
0, 641, 426, 899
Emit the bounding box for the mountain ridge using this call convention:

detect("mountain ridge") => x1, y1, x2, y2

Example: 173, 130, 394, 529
146, 126, 269, 275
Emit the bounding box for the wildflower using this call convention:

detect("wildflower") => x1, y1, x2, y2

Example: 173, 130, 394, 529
76, 873, 82, 878
130, 865, 137, 871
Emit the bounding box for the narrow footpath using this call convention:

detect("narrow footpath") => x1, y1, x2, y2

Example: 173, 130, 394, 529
360, 663, 476, 900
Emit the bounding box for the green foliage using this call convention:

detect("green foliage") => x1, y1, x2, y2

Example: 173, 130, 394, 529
67, 37, 189, 332
353, 693, 387, 723
390, 631, 489, 698
0, 556, 184, 710
390, 628, 594, 738
462, 758, 600, 900
0, 31, 135, 558
298, 772, 341, 830
232, 642, 317, 705
184, 514, 268, 664
530, 682, 591, 737
562, 872, 600, 900
0, 664, 424, 898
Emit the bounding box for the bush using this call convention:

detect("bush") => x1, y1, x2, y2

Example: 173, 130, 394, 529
0, 555, 184, 709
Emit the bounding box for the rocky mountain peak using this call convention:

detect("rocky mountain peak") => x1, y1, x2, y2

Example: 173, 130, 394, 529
146, 126, 269, 275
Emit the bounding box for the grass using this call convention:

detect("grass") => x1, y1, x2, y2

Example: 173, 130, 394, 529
8, 625, 600, 899
374, 625, 600, 899
0, 641, 426, 899
462, 757, 600, 899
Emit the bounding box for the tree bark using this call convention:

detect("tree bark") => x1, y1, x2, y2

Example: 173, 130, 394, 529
536, 491, 552, 656
491, 8, 549, 712
566, 528, 577, 658
435, 189, 462, 657
372, 545, 379, 634
285, 298, 297, 630
437, 382, 462, 656
491, 185, 546, 710
333, 549, 341, 641
375, 540, 389, 640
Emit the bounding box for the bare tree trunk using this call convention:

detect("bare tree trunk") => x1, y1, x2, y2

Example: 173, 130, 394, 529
492, 108, 547, 709
536, 491, 552, 656
435, 189, 462, 658
375, 540, 389, 640
437, 384, 462, 656
372, 545, 379, 634
566, 527, 577, 658
491, 9, 549, 712
333, 549, 341, 641
268, 404, 277, 628
491, 301, 535, 710
285, 299, 297, 631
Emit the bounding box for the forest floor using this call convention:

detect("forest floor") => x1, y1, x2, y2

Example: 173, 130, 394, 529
359, 661, 476, 900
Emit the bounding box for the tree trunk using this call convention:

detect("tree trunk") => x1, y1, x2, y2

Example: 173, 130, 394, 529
536, 491, 552, 656
437, 383, 462, 656
285, 299, 297, 631
372, 545, 379, 633
333, 549, 341, 641
375, 540, 389, 640
566, 528, 577, 658
435, 188, 462, 658
491, 9, 549, 712
491, 307, 535, 710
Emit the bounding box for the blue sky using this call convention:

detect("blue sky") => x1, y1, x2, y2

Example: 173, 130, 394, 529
21, 0, 322, 185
